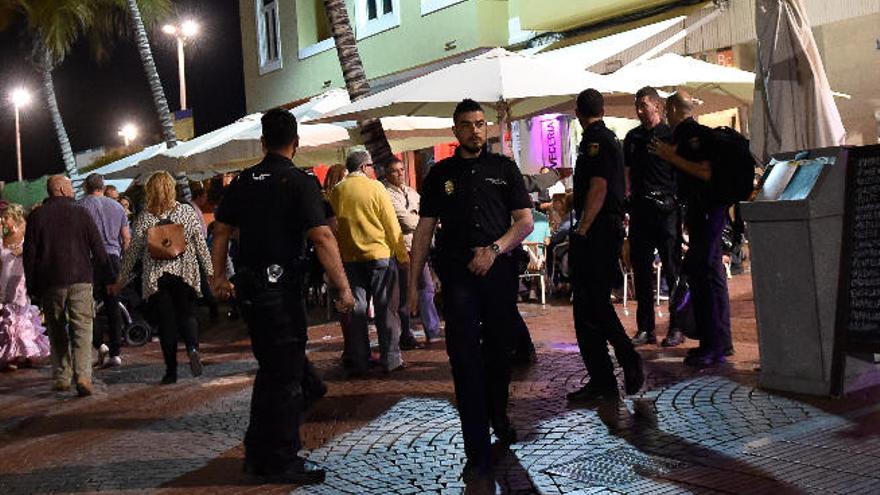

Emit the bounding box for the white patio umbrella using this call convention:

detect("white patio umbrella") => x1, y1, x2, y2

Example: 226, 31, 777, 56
516, 53, 757, 121
750, 0, 845, 162
102, 89, 353, 181
314, 48, 616, 154
73, 142, 167, 191
106, 119, 351, 180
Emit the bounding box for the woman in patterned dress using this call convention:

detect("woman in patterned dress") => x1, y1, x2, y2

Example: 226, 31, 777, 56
110, 172, 213, 384
0, 203, 50, 370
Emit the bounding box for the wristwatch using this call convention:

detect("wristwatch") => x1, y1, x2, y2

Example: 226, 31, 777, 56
490, 243, 502, 255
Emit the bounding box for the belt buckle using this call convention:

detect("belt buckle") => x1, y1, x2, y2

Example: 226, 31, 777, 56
266, 264, 284, 284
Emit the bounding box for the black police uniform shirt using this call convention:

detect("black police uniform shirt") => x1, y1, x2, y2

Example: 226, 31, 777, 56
624, 122, 676, 199
419, 149, 531, 256
572, 120, 625, 222
672, 117, 717, 209
214, 153, 327, 269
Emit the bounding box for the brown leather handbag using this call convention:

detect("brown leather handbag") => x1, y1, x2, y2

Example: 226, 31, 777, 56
147, 220, 187, 260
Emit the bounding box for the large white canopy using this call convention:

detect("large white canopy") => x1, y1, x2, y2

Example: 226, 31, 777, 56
530, 15, 686, 64
314, 48, 616, 124
523, 53, 759, 120
72, 143, 168, 191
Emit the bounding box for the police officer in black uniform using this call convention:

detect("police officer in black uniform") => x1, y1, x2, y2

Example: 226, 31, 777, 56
624, 86, 684, 347
408, 99, 533, 486
210, 109, 355, 484
567, 89, 644, 402
649, 90, 732, 367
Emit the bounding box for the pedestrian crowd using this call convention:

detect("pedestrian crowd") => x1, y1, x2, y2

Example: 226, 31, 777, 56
0, 86, 751, 492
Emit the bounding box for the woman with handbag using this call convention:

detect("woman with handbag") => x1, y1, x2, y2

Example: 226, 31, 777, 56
110, 171, 213, 384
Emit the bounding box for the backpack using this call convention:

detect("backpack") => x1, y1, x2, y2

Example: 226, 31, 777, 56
710, 127, 758, 205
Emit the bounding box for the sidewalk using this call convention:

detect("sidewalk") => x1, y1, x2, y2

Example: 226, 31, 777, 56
1, 271, 879, 494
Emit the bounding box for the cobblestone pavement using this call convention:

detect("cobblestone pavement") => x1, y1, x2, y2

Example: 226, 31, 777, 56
2, 271, 880, 494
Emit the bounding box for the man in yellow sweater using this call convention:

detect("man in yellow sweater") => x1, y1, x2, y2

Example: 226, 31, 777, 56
329, 150, 409, 375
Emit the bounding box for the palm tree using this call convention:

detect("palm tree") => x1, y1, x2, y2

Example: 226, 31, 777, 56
122, 0, 192, 200
0, 0, 170, 181
321, 0, 395, 176
123, 0, 175, 147
0, 0, 96, 176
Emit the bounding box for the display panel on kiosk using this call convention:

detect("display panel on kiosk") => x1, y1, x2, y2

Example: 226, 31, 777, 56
756, 153, 838, 202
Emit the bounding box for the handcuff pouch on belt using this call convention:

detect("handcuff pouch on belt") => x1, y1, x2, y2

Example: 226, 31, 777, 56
637, 191, 677, 213
231, 258, 306, 301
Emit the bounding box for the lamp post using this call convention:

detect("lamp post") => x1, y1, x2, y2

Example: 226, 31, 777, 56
162, 20, 199, 111
118, 123, 139, 147
9, 87, 32, 182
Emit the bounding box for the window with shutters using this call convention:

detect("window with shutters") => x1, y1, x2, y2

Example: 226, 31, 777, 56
256, 0, 282, 74
355, 0, 400, 40
297, 0, 334, 59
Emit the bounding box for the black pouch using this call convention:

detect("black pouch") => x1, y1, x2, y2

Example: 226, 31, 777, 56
512, 246, 530, 275
640, 192, 677, 213
230, 268, 265, 301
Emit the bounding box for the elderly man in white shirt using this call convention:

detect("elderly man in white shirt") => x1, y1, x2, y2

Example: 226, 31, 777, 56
385, 159, 442, 347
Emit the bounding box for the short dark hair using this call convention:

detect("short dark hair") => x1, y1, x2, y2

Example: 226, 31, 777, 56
261, 108, 298, 149
666, 91, 695, 114
635, 86, 661, 102
453, 98, 484, 123
190, 180, 206, 199
84, 173, 104, 194
576, 89, 604, 118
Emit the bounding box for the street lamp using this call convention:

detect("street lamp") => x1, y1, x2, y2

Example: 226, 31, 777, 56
9, 87, 32, 182
162, 19, 199, 111
118, 123, 139, 147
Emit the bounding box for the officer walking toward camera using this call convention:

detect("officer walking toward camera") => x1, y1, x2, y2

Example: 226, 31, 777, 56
408, 98, 533, 487
624, 86, 684, 348
211, 108, 354, 485
567, 89, 644, 402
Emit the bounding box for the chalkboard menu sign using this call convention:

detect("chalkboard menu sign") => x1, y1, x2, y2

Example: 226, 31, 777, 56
832, 144, 880, 396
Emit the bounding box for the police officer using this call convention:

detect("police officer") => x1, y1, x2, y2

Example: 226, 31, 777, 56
649, 90, 732, 367
624, 86, 684, 347
407, 99, 533, 486
567, 89, 644, 402
210, 109, 355, 484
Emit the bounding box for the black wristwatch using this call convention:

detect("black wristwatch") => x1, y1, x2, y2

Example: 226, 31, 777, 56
490, 243, 502, 255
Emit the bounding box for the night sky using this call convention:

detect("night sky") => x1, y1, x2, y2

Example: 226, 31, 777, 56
0, 0, 245, 182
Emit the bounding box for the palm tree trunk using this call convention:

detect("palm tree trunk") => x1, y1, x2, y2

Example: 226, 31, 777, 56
36, 43, 76, 176
322, 0, 394, 177
126, 0, 191, 200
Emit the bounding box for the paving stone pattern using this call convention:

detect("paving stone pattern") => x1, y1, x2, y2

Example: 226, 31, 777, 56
292, 351, 875, 494
2, 274, 880, 494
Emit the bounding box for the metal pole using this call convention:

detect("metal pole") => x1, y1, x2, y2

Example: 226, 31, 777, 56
177, 37, 187, 110
14, 104, 22, 182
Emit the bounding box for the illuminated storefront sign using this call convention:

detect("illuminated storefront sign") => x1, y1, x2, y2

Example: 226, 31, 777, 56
541, 114, 562, 168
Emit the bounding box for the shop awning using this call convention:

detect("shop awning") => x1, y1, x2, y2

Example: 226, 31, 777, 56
513, 0, 705, 32
531, 16, 685, 68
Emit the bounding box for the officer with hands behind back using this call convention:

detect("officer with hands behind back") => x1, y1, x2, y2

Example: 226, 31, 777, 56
407, 98, 533, 489
567, 89, 644, 403
210, 108, 355, 485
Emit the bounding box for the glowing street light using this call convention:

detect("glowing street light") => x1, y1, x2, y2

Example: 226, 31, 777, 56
118, 123, 139, 147
9, 87, 32, 182
162, 19, 199, 111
